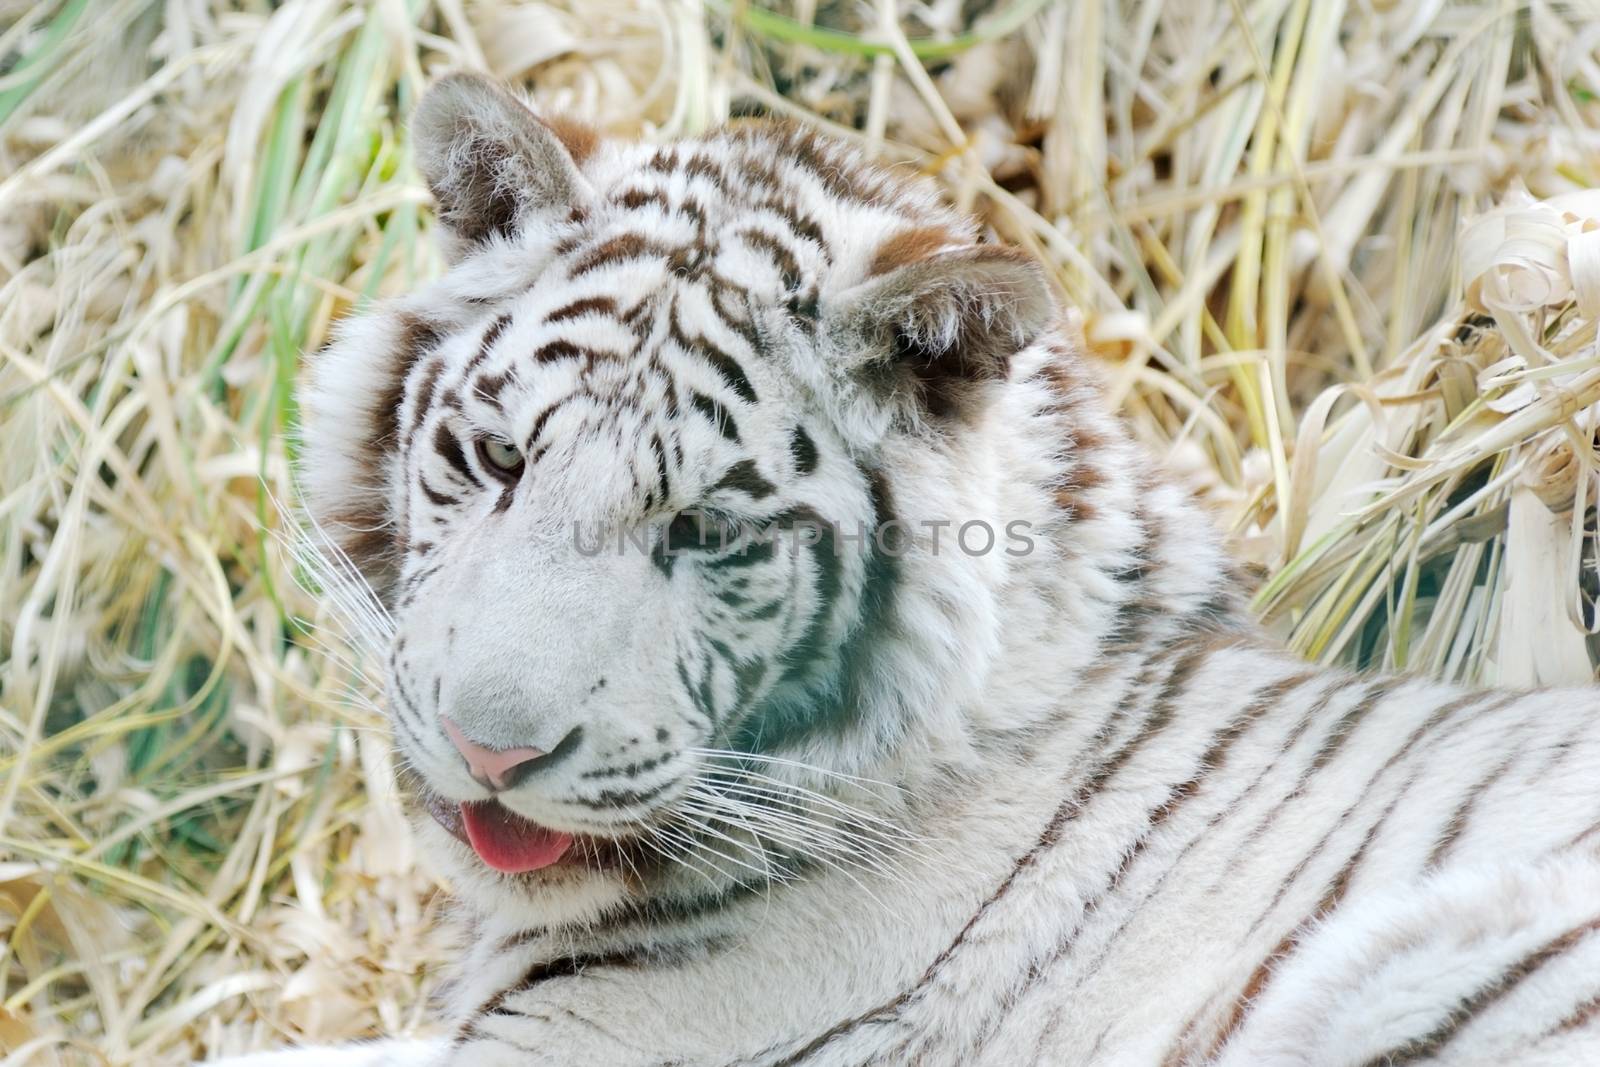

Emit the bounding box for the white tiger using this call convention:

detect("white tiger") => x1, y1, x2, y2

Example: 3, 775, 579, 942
217, 73, 1600, 1065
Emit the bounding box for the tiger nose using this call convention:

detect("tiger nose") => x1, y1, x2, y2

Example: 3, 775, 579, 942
441, 716, 548, 791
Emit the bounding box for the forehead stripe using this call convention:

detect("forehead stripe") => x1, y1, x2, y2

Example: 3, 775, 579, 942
682, 153, 729, 190
473, 370, 510, 409
738, 227, 802, 292
468, 312, 513, 370
668, 303, 757, 405
527, 401, 566, 453
754, 196, 826, 251
535, 340, 616, 363
570, 233, 671, 277
690, 391, 740, 442
615, 186, 670, 212
707, 276, 760, 349
546, 296, 619, 324
699, 341, 757, 405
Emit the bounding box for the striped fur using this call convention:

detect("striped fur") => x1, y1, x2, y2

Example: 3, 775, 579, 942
221, 75, 1600, 1065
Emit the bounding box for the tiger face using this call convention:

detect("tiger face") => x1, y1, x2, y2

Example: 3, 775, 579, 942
301, 74, 1054, 922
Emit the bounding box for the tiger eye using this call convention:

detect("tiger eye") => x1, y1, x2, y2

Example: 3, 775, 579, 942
665, 509, 738, 553
476, 436, 524, 480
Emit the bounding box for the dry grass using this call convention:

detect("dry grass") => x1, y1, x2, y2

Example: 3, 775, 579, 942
2, 1, 1599, 1063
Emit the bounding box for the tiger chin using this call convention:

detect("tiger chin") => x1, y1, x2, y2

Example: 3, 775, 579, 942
215, 73, 1600, 1066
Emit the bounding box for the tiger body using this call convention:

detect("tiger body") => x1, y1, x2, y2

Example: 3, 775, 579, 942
227, 75, 1600, 1066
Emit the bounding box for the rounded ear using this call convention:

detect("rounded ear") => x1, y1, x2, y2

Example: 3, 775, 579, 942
830, 242, 1056, 419
412, 73, 596, 259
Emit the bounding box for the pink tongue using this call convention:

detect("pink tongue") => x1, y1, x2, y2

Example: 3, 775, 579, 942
460, 801, 575, 873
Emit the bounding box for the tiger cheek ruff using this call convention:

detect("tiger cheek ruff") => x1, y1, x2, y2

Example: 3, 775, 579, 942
222, 72, 1600, 1066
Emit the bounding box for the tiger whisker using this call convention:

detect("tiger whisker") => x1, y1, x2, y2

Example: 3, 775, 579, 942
654, 814, 794, 883
692, 770, 919, 839
258, 478, 395, 656
680, 781, 984, 885
686, 778, 919, 847
670, 800, 808, 882
632, 827, 722, 893
288, 621, 386, 692
686, 747, 903, 798
674, 805, 902, 917
678, 786, 917, 864
649, 823, 762, 888
675, 789, 921, 888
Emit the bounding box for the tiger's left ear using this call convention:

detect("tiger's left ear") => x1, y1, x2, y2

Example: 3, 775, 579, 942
830, 243, 1055, 419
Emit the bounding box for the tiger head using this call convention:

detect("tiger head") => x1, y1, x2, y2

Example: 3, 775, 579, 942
301, 74, 1063, 924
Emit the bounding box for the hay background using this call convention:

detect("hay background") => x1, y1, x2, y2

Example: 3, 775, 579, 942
3, 1, 1600, 1063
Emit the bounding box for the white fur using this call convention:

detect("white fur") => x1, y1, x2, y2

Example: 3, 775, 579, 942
214, 78, 1600, 1065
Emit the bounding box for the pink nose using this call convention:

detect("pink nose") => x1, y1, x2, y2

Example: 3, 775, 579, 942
441, 717, 547, 791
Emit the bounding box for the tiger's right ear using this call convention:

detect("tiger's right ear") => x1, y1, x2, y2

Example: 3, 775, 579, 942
412, 73, 595, 259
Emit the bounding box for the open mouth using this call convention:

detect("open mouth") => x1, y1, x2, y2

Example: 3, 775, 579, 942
420, 789, 577, 873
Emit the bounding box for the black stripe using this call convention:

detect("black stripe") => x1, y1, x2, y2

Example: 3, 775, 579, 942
707, 272, 761, 349
1196, 775, 1418, 1065
711, 460, 776, 500
473, 370, 512, 409
465, 948, 649, 1036
790, 426, 818, 475
650, 433, 672, 504
771, 520, 841, 686
690, 391, 740, 442
668, 301, 759, 404
1362, 915, 1600, 1066
593, 873, 778, 931
697, 339, 758, 405
676, 656, 713, 723
579, 752, 672, 780
375, 313, 440, 447
535, 340, 614, 363
762, 636, 1227, 1067
682, 153, 728, 189
546, 296, 618, 324
1240, 691, 1517, 941
407, 360, 445, 439
613, 187, 670, 212
733, 659, 767, 709
569, 233, 670, 276
1306, 679, 1395, 772
706, 537, 774, 571
526, 401, 566, 454
433, 424, 481, 488
746, 598, 783, 621
1192, 690, 1534, 1067
755, 196, 825, 251
1210, 677, 1405, 888
418, 478, 458, 509
1072, 675, 1352, 993
579, 778, 677, 810
739, 227, 803, 292
466, 312, 513, 372
728, 477, 897, 756
1003, 669, 1320, 1035
1426, 748, 1521, 868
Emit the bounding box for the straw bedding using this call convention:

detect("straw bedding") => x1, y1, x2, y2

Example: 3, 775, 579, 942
2, 1, 1599, 1062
